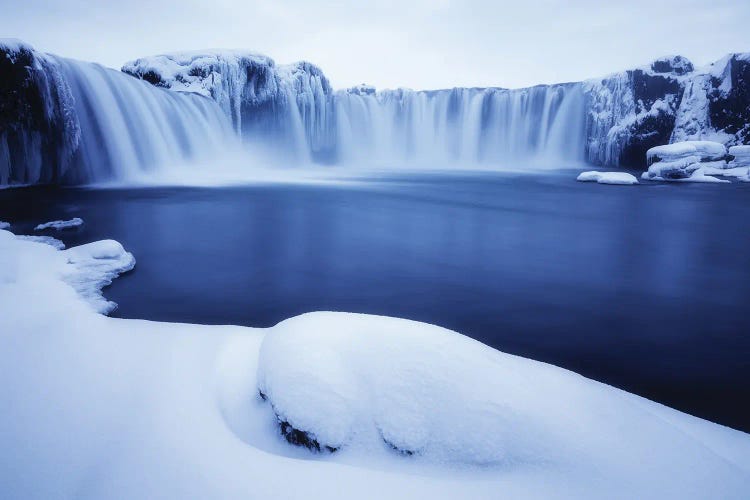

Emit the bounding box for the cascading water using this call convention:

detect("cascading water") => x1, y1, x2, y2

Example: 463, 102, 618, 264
332, 85, 587, 167
58, 59, 235, 182
0, 41, 235, 186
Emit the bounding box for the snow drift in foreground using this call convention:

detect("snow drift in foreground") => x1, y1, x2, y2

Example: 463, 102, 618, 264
0, 230, 749, 499
576, 171, 638, 185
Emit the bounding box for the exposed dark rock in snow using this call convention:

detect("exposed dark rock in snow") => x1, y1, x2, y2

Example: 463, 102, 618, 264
0, 40, 80, 185
651, 56, 694, 76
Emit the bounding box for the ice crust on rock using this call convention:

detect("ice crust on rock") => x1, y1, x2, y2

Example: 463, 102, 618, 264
576, 171, 638, 185
35, 217, 84, 231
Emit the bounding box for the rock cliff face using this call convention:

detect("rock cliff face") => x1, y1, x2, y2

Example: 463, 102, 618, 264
0, 40, 80, 184
584, 54, 750, 167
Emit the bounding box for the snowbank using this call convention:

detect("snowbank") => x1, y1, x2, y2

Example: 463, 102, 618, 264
62, 239, 136, 314
1, 230, 749, 498
646, 141, 726, 165
0, 221, 9, 229
15, 234, 65, 250
35, 217, 84, 231
576, 171, 638, 185
728, 145, 750, 168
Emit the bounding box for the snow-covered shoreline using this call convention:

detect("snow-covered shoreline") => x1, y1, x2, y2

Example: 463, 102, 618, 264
1, 228, 749, 498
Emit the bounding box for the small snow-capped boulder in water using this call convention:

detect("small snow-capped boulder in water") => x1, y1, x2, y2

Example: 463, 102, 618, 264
35, 217, 84, 231
577, 171, 638, 185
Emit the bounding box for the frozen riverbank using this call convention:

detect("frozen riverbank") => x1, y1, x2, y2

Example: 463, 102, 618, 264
1, 225, 750, 498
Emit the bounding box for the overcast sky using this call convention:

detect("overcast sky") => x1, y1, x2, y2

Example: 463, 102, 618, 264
2, 0, 748, 90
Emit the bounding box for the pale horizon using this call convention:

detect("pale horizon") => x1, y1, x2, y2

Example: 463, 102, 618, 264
2, 0, 748, 91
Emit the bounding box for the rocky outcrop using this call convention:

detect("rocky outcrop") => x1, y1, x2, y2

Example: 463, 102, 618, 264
122, 52, 334, 161
0, 40, 80, 184
585, 54, 750, 168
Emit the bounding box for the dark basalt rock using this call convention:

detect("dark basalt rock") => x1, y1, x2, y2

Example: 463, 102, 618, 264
258, 389, 338, 453
381, 436, 417, 456
708, 55, 750, 145
0, 42, 81, 185
651, 56, 694, 76
278, 420, 338, 453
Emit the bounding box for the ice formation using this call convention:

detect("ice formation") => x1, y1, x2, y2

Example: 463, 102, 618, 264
576, 171, 638, 185
35, 217, 84, 231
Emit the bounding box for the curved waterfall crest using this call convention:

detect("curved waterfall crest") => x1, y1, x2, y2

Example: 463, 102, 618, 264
1, 40, 235, 185
4, 41, 750, 186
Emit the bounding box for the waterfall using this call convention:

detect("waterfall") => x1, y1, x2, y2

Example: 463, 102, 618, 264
58, 59, 235, 182
1, 44, 235, 186
328, 84, 587, 168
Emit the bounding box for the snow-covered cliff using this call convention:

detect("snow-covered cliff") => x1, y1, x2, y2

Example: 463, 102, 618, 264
584, 54, 750, 167
122, 53, 334, 162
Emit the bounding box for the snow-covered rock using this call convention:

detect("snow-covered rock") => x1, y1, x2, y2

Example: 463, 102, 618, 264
576, 171, 638, 185
728, 145, 750, 168
584, 53, 750, 168
35, 217, 84, 231
122, 52, 333, 159
646, 141, 727, 165
0, 221, 9, 230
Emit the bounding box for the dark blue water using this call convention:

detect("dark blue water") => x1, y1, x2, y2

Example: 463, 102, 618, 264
2, 171, 749, 431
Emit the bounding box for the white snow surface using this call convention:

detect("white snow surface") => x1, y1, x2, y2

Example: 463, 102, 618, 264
646, 141, 726, 164
728, 145, 750, 168
34, 217, 84, 231
1, 230, 749, 499
15, 234, 65, 250
0, 221, 9, 230
576, 171, 638, 185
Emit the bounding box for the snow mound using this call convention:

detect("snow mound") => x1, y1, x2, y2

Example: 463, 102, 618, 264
15, 234, 65, 250
728, 145, 750, 168
576, 171, 638, 185
258, 313, 547, 463
61, 239, 135, 314
35, 217, 83, 231
646, 141, 726, 165
0, 221, 9, 230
